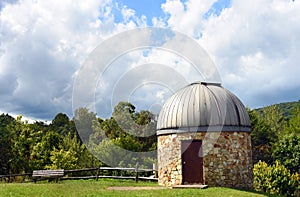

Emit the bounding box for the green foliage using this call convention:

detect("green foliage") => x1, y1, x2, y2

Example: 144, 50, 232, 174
60, 132, 98, 169
73, 108, 97, 144
250, 104, 300, 195
30, 131, 62, 170
250, 105, 284, 145
249, 106, 285, 164
0, 113, 15, 174
89, 138, 125, 167
256, 100, 299, 120
87, 102, 157, 168
113, 102, 136, 116
272, 134, 300, 174
284, 103, 300, 135
0, 112, 99, 174
50, 113, 77, 137
253, 160, 300, 196
2, 98, 299, 178
47, 148, 78, 170
253, 161, 270, 192
11, 116, 42, 173
0, 102, 158, 174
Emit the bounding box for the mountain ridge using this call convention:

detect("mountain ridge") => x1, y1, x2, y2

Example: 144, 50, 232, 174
255, 100, 300, 120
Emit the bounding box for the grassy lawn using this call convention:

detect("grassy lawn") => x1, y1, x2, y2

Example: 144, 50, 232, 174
0, 179, 278, 197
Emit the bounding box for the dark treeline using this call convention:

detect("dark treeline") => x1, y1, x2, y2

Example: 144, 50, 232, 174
0, 100, 299, 175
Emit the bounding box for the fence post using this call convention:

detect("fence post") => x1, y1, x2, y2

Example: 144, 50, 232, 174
95, 166, 100, 181
153, 163, 157, 178
135, 162, 139, 183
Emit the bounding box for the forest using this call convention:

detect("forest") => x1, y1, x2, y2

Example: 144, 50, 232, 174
249, 101, 300, 195
0, 102, 157, 174
0, 100, 299, 193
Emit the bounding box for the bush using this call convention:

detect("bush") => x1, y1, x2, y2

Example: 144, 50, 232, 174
253, 160, 299, 196
46, 148, 78, 170
272, 134, 300, 174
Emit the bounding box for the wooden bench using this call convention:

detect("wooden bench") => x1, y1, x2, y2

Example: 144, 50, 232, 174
32, 170, 64, 183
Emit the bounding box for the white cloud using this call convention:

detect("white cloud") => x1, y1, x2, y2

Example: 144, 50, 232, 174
161, 0, 300, 108
0, 0, 145, 120
1, 0, 300, 121
162, 0, 217, 37
92, 41, 199, 118
156, 90, 165, 100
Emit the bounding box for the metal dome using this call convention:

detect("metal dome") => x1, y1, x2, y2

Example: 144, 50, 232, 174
157, 82, 251, 135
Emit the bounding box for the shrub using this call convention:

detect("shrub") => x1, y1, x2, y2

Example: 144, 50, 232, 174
253, 160, 299, 196
272, 134, 300, 174
46, 148, 78, 170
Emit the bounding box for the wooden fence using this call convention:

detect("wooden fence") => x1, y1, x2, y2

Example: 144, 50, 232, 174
0, 164, 158, 183
0, 173, 32, 183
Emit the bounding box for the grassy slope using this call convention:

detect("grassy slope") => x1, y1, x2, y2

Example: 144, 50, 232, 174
0, 179, 278, 197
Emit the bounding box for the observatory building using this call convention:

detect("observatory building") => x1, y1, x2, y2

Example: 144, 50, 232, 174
156, 82, 253, 189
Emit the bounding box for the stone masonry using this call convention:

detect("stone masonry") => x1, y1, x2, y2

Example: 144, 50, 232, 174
157, 131, 253, 189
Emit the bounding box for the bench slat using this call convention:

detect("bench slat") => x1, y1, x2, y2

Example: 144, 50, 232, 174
32, 170, 64, 177
33, 170, 64, 175
32, 170, 64, 183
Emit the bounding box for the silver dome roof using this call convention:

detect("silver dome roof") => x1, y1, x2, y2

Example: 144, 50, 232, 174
157, 82, 251, 135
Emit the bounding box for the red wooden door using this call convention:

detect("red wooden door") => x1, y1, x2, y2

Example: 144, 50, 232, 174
181, 140, 203, 184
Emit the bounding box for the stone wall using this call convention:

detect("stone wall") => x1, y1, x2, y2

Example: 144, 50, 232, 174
157, 131, 253, 189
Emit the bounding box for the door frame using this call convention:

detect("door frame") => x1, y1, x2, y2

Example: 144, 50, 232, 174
181, 140, 204, 185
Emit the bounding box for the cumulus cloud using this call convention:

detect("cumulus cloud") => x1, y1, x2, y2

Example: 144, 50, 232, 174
0, 0, 18, 10
0, 0, 143, 120
201, 0, 300, 107
1, 0, 299, 121
162, 0, 218, 37
77, 28, 207, 119
161, 0, 300, 108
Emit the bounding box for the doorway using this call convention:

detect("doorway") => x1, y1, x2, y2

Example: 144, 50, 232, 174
181, 140, 203, 184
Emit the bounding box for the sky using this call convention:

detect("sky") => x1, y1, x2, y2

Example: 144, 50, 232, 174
1, 0, 300, 121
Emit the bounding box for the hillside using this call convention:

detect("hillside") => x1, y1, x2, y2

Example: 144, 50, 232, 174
256, 100, 300, 120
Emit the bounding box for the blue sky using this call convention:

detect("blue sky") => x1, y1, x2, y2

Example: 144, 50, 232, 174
113, 0, 232, 25
0, 0, 300, 121
114, 0, 167, 24
204, 0, 231, 18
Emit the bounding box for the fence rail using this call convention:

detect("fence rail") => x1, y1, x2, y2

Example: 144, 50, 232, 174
0, 173, 32, 183
0, 165, 158, 183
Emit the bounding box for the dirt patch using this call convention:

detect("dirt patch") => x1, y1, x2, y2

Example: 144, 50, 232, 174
107, 186, 167, 191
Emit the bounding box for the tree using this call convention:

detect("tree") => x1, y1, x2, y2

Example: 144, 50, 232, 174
272, 134, 300, 174
0, 114, 15, 174
112, 102, 136, 132
249, 106, 285, 164
47, 148, 78, 170
73, 108, 97, 144
59, 132, 98, 168
250, 106, 284, 145
88, 102, 157, 168
284, 103, 300, 135
30, 131, 62, 170
10, 116, 42, 173
113, 102, 135, 116
99, 117, 123, 140
50, 113, 71, 137
110, 102, 157, 151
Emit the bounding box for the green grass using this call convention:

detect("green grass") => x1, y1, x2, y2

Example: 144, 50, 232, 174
0, 179, 278, 197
